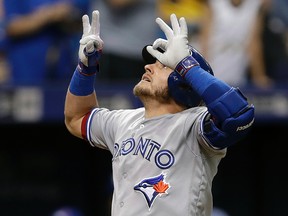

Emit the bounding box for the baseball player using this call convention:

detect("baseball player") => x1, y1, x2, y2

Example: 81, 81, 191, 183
64, 10, 255, 216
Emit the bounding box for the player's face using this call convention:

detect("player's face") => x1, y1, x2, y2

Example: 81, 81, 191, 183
133, 60, 173, 102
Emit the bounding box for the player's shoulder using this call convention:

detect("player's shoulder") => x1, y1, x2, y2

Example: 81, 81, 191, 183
164, 106, 206, 122
90, 107, 144, 119
116, 107, 145, 116
185, 106, 208, 114
117, 107, 146, 121
177, 106, 208, 123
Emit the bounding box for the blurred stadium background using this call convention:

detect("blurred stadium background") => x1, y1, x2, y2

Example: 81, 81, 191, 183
1, 0, 288, 215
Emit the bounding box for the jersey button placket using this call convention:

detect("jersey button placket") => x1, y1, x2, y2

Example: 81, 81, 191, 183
120, 201, 124, 207
122, 172, 127, 179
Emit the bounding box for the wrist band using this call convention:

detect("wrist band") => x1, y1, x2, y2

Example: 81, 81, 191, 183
175, 55, 199, 77
69, 66, 96, 96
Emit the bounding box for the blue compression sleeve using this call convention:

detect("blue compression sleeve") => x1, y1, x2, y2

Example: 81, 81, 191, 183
184, 65, 252, 125
184, 66, 231, 104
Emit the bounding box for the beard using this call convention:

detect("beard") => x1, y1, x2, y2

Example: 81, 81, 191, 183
133, 82, 171, 103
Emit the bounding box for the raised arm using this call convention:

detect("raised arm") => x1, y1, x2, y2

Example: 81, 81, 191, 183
64, 10, 103, 139
147, 14, 255, 149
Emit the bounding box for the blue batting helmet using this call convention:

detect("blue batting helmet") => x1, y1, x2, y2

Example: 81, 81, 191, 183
142, 45, 214, 107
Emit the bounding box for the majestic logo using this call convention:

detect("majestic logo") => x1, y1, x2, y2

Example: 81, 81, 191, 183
134, 173, 170, 209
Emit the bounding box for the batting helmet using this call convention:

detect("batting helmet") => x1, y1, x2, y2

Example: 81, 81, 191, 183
142, 45, 214, 107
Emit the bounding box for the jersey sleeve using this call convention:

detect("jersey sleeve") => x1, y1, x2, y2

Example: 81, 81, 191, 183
82, 107, 144, 153
81, 108, 121, 151
184, 107, 227, 156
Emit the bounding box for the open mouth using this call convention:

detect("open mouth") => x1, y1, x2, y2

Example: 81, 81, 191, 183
142, 75, 151, 82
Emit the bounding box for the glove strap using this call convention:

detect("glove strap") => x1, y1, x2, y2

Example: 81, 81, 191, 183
175, 55, 199, 77
78, 61, 99, 76
79, 49, 102, 75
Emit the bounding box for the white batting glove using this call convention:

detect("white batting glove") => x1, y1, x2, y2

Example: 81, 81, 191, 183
146, 14, 191, 70
78, 10, 103, 74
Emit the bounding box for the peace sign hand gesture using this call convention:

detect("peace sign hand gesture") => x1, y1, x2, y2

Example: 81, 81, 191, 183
78, 10, 103, 74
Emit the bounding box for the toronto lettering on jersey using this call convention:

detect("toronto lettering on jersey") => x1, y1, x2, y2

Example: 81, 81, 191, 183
114, 137, 175, 169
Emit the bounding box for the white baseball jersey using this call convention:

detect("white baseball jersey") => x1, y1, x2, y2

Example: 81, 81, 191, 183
84, 106, 226, 216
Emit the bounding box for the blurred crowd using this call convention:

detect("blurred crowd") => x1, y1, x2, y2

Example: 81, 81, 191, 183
0, 0, 91, 86
0, 0, 287, 89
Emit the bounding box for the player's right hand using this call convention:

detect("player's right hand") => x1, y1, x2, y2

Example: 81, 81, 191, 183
78, 10, 103, 75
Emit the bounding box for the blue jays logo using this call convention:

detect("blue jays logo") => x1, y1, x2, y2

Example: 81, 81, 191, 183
134, 173, 170, 209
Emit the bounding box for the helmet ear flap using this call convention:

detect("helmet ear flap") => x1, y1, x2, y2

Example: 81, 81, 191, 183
168, 72, 201, 108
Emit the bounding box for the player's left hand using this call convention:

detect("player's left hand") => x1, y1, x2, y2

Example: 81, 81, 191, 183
146, 13, 190, 70
78, 10, 103, 75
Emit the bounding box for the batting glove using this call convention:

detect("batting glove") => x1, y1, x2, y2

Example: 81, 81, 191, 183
78, 10, 103, 75
146, 13, 196, 74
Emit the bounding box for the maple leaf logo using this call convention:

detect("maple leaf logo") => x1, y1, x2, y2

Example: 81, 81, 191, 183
153, 180, 169, 194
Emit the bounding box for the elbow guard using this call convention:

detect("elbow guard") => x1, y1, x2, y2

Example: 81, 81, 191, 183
204, 87, 255, 148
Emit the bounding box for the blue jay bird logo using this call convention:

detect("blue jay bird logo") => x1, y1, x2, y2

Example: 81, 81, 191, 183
134, 173, 170, 209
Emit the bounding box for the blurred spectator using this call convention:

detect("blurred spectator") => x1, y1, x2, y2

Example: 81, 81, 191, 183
2, 0, 90, 86
259, 0, 288, 85
90, 0, 157, 84
0, 0, 10, 84
199, 0, 272, 88
156, 0, 209, 49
